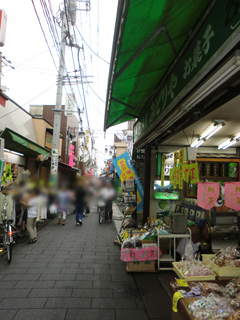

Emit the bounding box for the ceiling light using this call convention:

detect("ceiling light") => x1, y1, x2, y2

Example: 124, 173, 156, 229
200, 123, 216, 140
195, 140, 205, 148
205, 124, 224, 140
190, 139, 201, 148
222, 140, 237, 149
218, 139, 231, 149
234, 132, 240, 139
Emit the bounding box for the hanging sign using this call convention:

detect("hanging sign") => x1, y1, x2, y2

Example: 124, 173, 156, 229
113, 152, 144, 212
179, 149, 184, 189
183, 163, 189, 183
173, 151, 178, 189
197, 182, 219, 210
65, 93, 75, 117
51, 149, 58, 175
161, 155, 165, 187
170, 168, 174, 184
188, 162, 199, 184
225, 182, 240, 211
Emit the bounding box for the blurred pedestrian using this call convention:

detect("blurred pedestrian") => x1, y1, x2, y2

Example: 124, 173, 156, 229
75, 178, 87, 226
20, 188, 40, 244
56, 183, 71, 226
102, 182, 115, 223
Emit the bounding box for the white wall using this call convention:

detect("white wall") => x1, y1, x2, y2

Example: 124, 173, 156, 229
0, 98, 38, 143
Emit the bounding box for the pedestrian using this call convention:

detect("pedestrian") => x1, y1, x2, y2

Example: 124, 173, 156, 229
102, 181, 115, 223
56, 183, 71, 226
20, 188, 40, 244
74, 178, 87, 226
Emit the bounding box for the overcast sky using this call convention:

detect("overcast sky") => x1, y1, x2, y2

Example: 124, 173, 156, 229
1, 0, 127, 170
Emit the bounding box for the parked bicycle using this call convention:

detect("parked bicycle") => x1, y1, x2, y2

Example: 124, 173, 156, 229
97, 200, 105, 224
0, 196, 15, 263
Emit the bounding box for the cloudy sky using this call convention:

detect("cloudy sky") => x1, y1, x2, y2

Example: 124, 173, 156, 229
1, 0, 126, 170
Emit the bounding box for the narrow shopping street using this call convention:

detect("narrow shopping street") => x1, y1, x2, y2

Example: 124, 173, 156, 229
0, 208, 171, 320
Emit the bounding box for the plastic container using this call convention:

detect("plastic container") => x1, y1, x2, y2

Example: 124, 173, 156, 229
172, 213, 188, 234
172, 262, 216, 281
228, 163, 238, 178
202, 254, 240, 278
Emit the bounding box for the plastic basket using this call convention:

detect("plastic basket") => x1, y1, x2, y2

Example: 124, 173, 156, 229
202, 254, 240, 278
173, 262, 216, 281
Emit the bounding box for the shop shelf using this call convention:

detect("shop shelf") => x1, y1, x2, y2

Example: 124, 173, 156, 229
173, 262, 216, 281
159, 254, 174, 262
202, 254, 240, 278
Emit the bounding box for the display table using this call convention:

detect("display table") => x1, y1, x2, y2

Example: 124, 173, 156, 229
155, 228, 192, 270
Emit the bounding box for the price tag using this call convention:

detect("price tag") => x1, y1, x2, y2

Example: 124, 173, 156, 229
172, 292, 183, 312
176, 279, 188, 287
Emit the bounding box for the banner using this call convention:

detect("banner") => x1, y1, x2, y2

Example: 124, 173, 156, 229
225, 182, 240, 211
188, 163, 199, 184
197, 182, 219, 210
161, 155, 165, 187
183, 163, 189, 183
113, 152, 144, 212
179, 149, 184, 189
173, 152, 178, 189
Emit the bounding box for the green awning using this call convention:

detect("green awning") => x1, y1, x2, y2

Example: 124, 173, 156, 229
1, 128, 50, 157
104, 0, 212, 130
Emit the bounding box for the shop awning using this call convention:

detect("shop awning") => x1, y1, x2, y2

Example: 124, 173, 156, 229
0, 128, 50, 157
104, 0, 212, 130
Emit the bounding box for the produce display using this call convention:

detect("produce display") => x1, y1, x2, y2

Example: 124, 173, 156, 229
187, 279, 240, 320
211, 247, 240, 268
177, 260, 214, 277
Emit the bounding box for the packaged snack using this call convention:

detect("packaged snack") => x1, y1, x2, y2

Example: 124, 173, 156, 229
199, 282, 223, 296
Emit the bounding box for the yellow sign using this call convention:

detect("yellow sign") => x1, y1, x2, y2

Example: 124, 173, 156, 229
183, 163, 189, 183
188, 162, 199, 184
161, 155, 165, 187
176, 279, 188, 287
172, 292, 183, 312
179, 149, 184, 189
173, 152, 178, 189
121, 230, 129, 242
117, 158, 135, 182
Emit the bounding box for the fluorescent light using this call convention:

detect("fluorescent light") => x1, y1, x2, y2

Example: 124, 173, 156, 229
200, 123, 216, 139
190, 139, 201, 148
196, 140, 205, 148
11, 151, 24, 157
222, 140, 237, 149
234, 132, 240, 139
205, 124, 223, 140
218, 139, 231, 149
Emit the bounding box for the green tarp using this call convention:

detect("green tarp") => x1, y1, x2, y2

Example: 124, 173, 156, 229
104, 0, 212, 130
1, 128, 50, 157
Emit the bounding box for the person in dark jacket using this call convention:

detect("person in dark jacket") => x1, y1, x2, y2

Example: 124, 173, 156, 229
74, 178, 87, 226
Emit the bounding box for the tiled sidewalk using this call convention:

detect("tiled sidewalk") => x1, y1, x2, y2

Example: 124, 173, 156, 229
0, 209, 149, 320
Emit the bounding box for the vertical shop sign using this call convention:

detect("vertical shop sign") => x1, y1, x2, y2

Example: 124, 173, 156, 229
225, 182, 240, 211
183, 163, 189, 183
51, 149, 58, 175
188, 163, 199, 184
113, 152, 144, 212
179, 149, 184, 189
173, 151, 178, 189
197, 182, 219, 210
170, 168, 174, 184
161, 155, 165, 187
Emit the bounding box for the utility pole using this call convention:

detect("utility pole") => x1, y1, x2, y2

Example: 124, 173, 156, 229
50, 6, 68, 185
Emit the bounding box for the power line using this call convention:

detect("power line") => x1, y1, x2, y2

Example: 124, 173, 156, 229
87, 83, 105, 103
74, 24, 109, 65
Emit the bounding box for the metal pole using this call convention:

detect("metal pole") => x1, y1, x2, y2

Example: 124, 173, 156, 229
66, 126, 70, 164
50, 8, 68, 185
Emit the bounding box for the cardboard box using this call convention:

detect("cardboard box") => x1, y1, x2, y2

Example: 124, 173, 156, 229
121, 246, 160, 262
126, 261, 156, 272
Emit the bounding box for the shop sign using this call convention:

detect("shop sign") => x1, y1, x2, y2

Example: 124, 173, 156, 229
51, 149, 58, 175
4, 152, 25, 166
197, 182, 219, 210
225, 182, 240, 211
113, 152, 144, 212
173, 151, 178, 189
179, 149, 184, 189
134, 0, 240, 143
45, 131, 53, 149
136, 149, 145, 161
188, 163, 199, 184
161, 155, 165, 187
65, 93, 75, 117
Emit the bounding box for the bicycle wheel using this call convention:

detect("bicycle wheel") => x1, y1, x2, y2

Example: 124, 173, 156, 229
7, 243, 12, 263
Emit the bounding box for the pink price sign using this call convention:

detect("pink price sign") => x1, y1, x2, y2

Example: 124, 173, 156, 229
225, 182, 240, 211
121, 247, 161, 262
197, 182, 219, 210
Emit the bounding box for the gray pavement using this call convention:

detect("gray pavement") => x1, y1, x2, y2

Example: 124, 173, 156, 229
0, 207, 149, 320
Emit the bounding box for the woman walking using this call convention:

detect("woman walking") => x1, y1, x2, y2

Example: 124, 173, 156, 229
56, 183, 71, 226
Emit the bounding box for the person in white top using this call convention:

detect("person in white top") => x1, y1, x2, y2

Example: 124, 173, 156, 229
21, 188, 40, 244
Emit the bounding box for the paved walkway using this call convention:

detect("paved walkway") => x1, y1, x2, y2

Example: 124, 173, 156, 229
0, 208, 152, 320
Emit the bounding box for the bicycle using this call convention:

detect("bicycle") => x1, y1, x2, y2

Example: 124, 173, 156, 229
0, 196, 15, 263
97, 200, 105, 224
